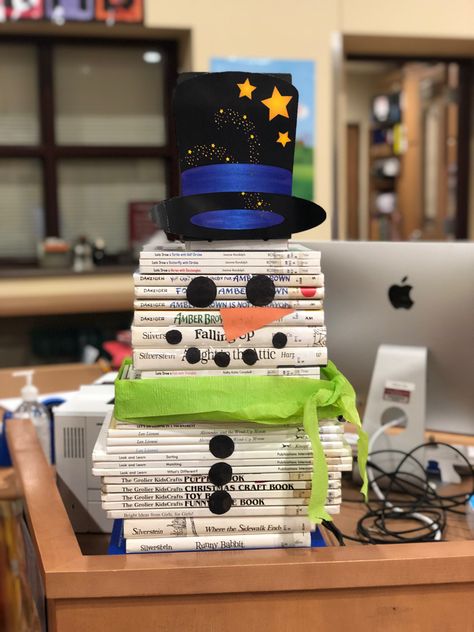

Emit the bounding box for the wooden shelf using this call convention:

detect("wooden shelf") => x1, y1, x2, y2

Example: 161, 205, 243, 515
0, 273, 133, 317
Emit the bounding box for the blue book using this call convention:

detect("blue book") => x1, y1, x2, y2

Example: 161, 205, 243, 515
108, 519, 326, 554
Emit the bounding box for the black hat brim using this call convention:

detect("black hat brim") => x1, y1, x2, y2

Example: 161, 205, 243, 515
151, 192, 326, 240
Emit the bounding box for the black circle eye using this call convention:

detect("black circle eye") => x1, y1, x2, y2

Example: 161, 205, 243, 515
186, 276, 217, 307
208, 462, 233, 486
208, 490, 233, 515
246, 274, 276, 306
242, 349, 258, 366
272, 332, 288, 349
209, 435, 235, 458
185, 347, 201, 364
214, 352, 230, 368
165, 329, 182, 345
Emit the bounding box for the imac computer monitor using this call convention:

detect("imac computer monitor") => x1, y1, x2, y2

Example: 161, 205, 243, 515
308, 241, 474, 435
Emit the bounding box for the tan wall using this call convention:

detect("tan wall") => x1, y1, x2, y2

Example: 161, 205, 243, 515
146, 0, 474, 240
145, 0, 339, 241
341, 0, 474, 38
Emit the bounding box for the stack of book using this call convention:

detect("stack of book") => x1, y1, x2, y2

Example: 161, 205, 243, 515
132, 247, 326, 377
93, 413, 352, 553
92, 245, 354, 553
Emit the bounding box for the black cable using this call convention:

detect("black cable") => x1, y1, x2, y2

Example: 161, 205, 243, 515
321, 519, 346, 546
338, 440, 474, 545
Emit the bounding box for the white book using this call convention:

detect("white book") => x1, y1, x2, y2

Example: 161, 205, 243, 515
134, 299, 323, 310
139, 367, 322, 379
93, 451, 351, 464
102, 489, 341, 502
132, 309, 325, 327
102, 496, 339, 510
139, 258, 320, 269
102, 480, 341, 493
139, 266, 322, 275
134, 286, 325, 300
133, 273, 324, 288
184, 239, 289, 252
101, 489, 342, 502
107, 504, 341, 520
133, 346, 327, 370
131, 325, 327, 349
140, 250, 321, 260
102, 471, 341, 484
92, 462, 352, 477
124, 515, 313, 538
102, 440, 345, 454
109, 421, 341, 436
103, 480, 314, 493
140, 256, 320, 266
125, 531, 311, 553
106, 434, 343, 446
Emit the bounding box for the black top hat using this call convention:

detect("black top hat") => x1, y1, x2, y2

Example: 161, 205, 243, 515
151, 72, 326, 240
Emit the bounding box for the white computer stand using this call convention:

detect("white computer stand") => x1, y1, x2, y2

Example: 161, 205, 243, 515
363, 344, 427, 479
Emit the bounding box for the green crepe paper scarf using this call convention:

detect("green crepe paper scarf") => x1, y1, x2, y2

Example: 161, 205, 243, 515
114, 360, 368, 523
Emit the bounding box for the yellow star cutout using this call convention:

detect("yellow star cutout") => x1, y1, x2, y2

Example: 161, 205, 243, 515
261, 86, 292, 120
276, 131, 291, 147
237, 78, 256, 99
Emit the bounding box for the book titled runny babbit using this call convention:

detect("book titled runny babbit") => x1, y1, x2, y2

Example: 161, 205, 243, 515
92, 71, 368, 554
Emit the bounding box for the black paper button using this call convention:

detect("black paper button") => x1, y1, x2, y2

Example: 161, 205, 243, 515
209, 434, 235, 458
214, 351, 230, 368
185, 347, 201, 364
186, 276, 217, 307
246, 275, 276, 306
208, 490, 233, 515
165, 329, 182, 345
242, 349, 258, 366
208, 462, 233, 486
272, 332, 288, 349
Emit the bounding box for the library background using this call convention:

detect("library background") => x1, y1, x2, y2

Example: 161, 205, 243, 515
0, 1, 473, 631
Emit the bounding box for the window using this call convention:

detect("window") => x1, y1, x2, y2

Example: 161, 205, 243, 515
0, 36, 178, 264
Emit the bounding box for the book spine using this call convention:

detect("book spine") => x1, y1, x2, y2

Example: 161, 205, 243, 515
107, 505, 341, 520
132, 310, 325, 327
133, 273, 324, 287
131, 326, 327, 348
93, 463, 351, 477
102, 489, 341, 501
134, 286, 325, 300
139, 368, 321, 379
108, 423, 308, 436
102, 497, 318, 510
140, 250, 320, 260
103, 437, 340, 451
133, 346, 327, 370
104, 480, 313, 493
140, 255, 320, 265
106, 433, 343, 446
110, 421, 340, 435
125, 531, 311, 553
106, 433, 308, 445
102, 471, 342, 484
96, 446, 350, 460
124, 516, 313, 538
134, 299, 323, 310
103, 480, 333, 493
139, 266, 322, 275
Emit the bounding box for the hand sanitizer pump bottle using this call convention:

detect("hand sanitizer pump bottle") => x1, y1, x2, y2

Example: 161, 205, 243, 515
13, 370, 52, 464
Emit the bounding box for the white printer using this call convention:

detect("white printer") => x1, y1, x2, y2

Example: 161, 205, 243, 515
54, 385, 114, 533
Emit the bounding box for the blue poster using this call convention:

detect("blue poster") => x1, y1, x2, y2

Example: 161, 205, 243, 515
211, 57, 316, 200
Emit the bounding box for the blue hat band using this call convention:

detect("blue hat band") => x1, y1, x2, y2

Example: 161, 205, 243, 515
181, 163, 292, 196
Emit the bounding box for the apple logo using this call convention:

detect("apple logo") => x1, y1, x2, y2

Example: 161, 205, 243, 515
388, 276, 414, 309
